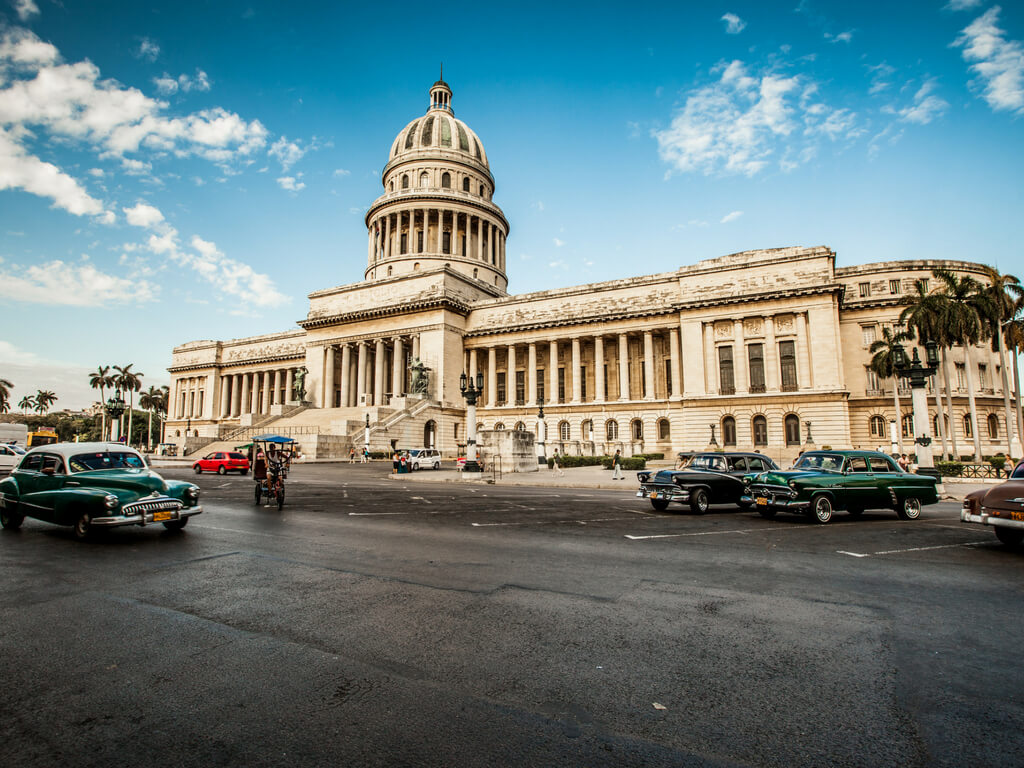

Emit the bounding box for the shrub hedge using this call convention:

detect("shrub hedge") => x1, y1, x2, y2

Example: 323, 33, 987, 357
935, 461, 963, 477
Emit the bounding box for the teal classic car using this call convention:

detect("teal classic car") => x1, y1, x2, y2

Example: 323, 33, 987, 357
742, 449, 939, 524
0, 443, 201, 540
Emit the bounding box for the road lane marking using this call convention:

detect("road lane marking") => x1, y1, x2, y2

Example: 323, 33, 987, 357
348, 512, 410, 516
410, 496, 432, 504
837, 551, 870, 558
472, 515, 648, 527
838, 540, 990, 557
625, 528, 750, 540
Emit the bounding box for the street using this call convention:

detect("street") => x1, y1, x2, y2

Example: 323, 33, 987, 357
1, 463, 1022, 767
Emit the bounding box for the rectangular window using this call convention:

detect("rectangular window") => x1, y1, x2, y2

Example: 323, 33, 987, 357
664, 359, 672, 396
417, 231, 423, 252
718, 346, 735, 395
401, 233, 408, 253
859, 282, 871, 298
747, 344, 765, 393
978, 364, 988, 389
442, 231, 451, 253
921, 278, 929, 292
602, 364, 608, 399
558, 367, 565, 403
536, 370, 545, 403
861, 325, 877, 346
515, 370, 525, 405
779, 340, 798, 391
496, 372, 506, 404
640, 365, 646, 396
580, 366, 587, 400
866, 368, 881, 392
956, 363, 966, 390
889, 279, 901, 294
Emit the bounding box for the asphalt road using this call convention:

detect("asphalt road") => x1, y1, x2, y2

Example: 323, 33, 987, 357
1, 463, 1022, 767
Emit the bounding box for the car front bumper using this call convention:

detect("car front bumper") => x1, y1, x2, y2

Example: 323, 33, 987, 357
741, 493, 810, 511
961, 509, 1024, 530
637, 485, 689, 502
92, 505, 203, 528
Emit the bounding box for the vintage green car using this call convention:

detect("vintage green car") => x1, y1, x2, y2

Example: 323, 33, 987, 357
742, 449, 939, 523
0, 443, 201, 540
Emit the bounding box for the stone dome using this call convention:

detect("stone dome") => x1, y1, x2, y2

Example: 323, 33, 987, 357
387, 81, 489, 169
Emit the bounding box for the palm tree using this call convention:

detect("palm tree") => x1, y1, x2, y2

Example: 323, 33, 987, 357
1005, 298, 1024, 453
139, 385, 165, 452
869, 326, 913, 454
900, 278, 950, 459
18, 394, 35, 414
0, 378, 12, 414
979, 266, 1023, 457
113, 364, 143, 447
89, 365, 113, 442
34, 390, 57, 415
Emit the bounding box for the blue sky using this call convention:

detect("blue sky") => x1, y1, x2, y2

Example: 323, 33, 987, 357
1, 0, 1022, 409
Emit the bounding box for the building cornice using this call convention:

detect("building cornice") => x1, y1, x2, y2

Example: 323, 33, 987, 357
298, 295, 473, 330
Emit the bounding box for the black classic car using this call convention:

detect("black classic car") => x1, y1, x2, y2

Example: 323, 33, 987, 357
961, 459, 1024, 547
636, 452, 779, 512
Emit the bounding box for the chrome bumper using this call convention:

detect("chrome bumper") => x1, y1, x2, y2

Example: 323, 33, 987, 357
961, 510, 1024, 530
741, 494, 810, 510
92, 505, 203, 527
637, 485, 689, 502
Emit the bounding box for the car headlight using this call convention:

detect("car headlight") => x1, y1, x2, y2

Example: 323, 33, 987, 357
104, 494, 119, 509
186, 486, 200, 499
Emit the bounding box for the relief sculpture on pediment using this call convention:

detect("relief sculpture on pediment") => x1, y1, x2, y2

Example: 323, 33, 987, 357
774, 314, 795, 334
714, 321, 733, 339
743, 318, 764, 337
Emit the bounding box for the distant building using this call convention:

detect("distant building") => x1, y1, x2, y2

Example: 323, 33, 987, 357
167, 80, 1014, 461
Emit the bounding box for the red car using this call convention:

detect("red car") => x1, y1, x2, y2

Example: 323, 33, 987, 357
192, 451, 250, 475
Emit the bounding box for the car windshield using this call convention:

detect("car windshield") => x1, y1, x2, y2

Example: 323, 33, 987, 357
794, 453, 844, 472
1012, 462, 1024, 479
68, 452, 146, 472
228, 452, 247, 460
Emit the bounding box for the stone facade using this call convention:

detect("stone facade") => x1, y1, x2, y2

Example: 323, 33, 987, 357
166, 81, 1017, 463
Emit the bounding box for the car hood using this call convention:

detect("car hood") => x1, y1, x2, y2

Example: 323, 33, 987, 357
983, 480, 1024, 513
749, 470, 833, 485
70, 469, 170, 495
652, 469, 734, 483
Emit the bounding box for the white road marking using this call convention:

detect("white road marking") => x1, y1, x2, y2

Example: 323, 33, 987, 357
625, 529, 750, 540
837, 551, 870, 558
348, 511, 410, 516
837, 541, 990, 557
472, 516, 642, 528
410, 496, 432, 504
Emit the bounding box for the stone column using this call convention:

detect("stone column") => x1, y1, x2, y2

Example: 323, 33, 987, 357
796, 312, 811, 390
392, 337, 404, 399
374, 339, 386, 406
704, 323, 717, 394
548, 340, 559, 404
487, 347, 497, 408
643, 330, 655, 400
469, 348, 478, 381
594, 335, 605, 402
273, 369, 282, 406
340, 344, 352, 407
572, 337, 582, 403
734, 319, 748, 394
384, 214, 392, 259
507, 344, 517, 404
261, 371, 271, 413
411, 335, 420, 361
477, 217, 483, 261
324, 346, 336, 408
220, 376, 230, 418
490, 224, 496, 265
240, 373, 251, 415
285, 368, 294, 405
232, 373, 242, 416
669, 328, 681, 399
765, 315, 779, 392
618, 333, 630, 401
527, 343, 537, 406
356, 342, 368, 406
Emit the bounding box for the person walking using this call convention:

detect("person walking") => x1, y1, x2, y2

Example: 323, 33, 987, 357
612, 449, 623, 480
551, 449, 564, 476
361, 447, 369, 463
349, 447, 355, 463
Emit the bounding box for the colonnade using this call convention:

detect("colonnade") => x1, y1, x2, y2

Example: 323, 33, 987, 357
367, 208, 506, 271
319, 334, 421, 409
173, 367, 302, 420
173, 376, 210, 421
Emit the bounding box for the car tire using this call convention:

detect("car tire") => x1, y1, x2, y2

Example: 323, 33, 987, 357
737, 499, 752, 509
897, 497, 921, 521
0, 506, 24, 530
650, 498, 670, 512
277, 487, 285, 511
254, 485, 262, 505
217, 465, 227, 475
758, 508, 777, 519
810, 495, 833, 524
433, 461, 440, 470
240, 470, 249, 476
72, 512, 93, 540
163, 518, 188, 531
193, 466, 202, 474
994, 527, 1024, 547
690, 489, 709, 515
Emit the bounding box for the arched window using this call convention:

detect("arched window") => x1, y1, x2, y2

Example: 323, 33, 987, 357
514, 421, 526, 432
386, 266, 392, 276
934, 413, 949, 436
419, 171, 429, 188
581, 420, 593, 441
401, 175, 409, 189
631, 419, 643, 441
441, 172, 451, 188
479, 184, 485, 197
784, 414, 801, 446
174, 430, 180, 437
559, 421, 570, 440
901, 413, 915, 439
987, 413, 999, 439
494, 422, 506, 431
462, 177, 470, 192
389, 181, 394, 192
722, 416, 736, 446
963, 413, 973, 438
869, 415, 886, 438
752, 415, 768, 446
413, 262, 420, 271
606, 420, 619, 441
476, 422, 484, 433
423, 420, 436, 448
453, 423, 460, 440
657, 418, 670, 440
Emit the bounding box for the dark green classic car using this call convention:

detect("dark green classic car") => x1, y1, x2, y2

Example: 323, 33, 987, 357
0, 443, 201, 540
742, 449, 939, 524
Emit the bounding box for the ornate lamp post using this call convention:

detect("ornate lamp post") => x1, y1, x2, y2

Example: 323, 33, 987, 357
364, 413, 371, 458
105, 390, 126, 443
708, 423, 718, 449
893, 339, 940, 471
804, 421, 814, 449
459, 371, 485, 473
536, 404, 547, 466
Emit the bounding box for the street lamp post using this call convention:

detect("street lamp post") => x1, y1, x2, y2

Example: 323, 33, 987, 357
893, 339, 940, 472
708, 423, 718, 449
459, 371, 485, 473
364, 413, 371, 459
105, 390, 126, 443
536, 404, 547, 466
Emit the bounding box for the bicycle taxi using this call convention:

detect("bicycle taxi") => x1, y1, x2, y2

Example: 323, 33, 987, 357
247, 434, 295, 510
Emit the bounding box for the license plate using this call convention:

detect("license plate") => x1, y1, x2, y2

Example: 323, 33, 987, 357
153, 511, 172, 522
756, 496, 768, 506
1012, 512, 1024, 522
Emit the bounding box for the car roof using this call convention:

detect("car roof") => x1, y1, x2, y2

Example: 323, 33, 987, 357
692, 452, 771, 459
24, 442, 143, 459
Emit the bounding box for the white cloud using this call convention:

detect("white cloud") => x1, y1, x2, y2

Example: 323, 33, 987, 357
553, 237, 565, 247
531, 200, 545, 211
154, 69, 212, 95
0, 339, 40, 364
654, 59, 852, 176
946, 0, 982, 10
269, 136, 308, 170
276, 175, 304, 192
898, 79, 950, 124
721, 13, 746, 35
825, 30, 854, 43
12, 0, 39, 21
332, 167, 350, 176
0, 259, 157, 306
720, 210, 744, 223
953, 6, 1024, 114
123, 201, 166, 229
135, 38, 160, 61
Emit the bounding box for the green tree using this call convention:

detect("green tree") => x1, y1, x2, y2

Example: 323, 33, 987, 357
869, 326, 913, 453
89, 365, 113, 441
0, 377, 12, 414
979, 266, 1023, 457
34, 389, 57, 415
18, 394, 35, 414
139, 385, 166, 452
899, 278, 950, 459
113, 364, 143, 447
1004, 297, 1024, 453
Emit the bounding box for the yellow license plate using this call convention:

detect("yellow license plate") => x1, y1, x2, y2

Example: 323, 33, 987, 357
1012, 511, 1024, 522
756, 497, 768, 506
153, 511, 172, 522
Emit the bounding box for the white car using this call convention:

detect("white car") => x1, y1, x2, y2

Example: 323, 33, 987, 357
0, 444, 22, 474
408, 448, 441, 470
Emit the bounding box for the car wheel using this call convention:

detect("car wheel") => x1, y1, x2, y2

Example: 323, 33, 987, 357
994, 527, 1024, 547
650, 498, 670, 512
254, 485, 262, 505
0, 506, 24, 530
810, 495, 833, 524
758, 508, 777, 519
163, 518, 188, 531
240, 469, 249, 476
277, 487, 285, 511
217, 465, 227, 475
897, 497, 921, 520
433, 461, 440, 470
193, 465, 202, 474
847, 507, 864, 517
690, 489, 709, 515
737, 499, 752, 509
72, 512, 93, 540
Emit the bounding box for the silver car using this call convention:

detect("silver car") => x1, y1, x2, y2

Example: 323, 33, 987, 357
408, 448, 441, 470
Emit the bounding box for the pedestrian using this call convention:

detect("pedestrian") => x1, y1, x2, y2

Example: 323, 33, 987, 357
349, 447, 355, 463
361, 447, 369, 463
612, 449, 623, 480
898, 453, 910, 472
551, 449, 564, 476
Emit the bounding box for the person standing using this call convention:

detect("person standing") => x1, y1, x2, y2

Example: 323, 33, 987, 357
349, 447, 355, 463
551, 449, 564, 476
612, 449, 623, 480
